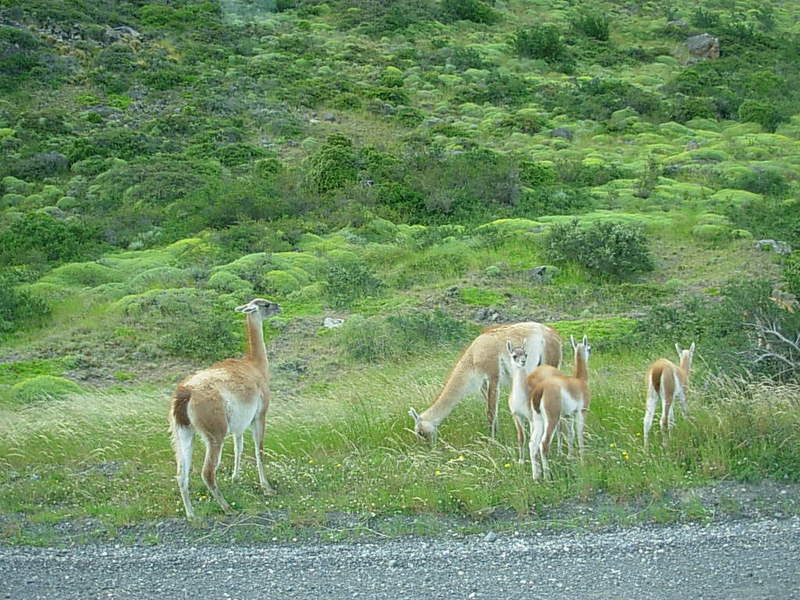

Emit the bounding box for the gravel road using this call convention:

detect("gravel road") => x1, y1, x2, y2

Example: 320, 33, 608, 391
2, 516, 799, 600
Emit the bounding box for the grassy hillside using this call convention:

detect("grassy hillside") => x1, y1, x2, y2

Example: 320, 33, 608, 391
1, 0, 800, 537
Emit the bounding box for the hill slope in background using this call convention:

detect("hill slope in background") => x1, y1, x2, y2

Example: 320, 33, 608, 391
1, 0, 800, 530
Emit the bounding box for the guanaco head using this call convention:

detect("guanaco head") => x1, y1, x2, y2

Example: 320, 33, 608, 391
505, 340, 528, 369
570, 335, 591, 361
675, 342, 696, 371
235, 298, 281, 320
408, 408, 437, 444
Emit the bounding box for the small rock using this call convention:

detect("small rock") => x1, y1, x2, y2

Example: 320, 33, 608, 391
549, 127, 574, 141
484, 531, 498, 543
685, 33, 720, 61
755, 239, 792, 256
323, 317, 345, 329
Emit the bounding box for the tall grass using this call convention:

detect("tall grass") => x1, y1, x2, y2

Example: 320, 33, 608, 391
1, 353, 798, 529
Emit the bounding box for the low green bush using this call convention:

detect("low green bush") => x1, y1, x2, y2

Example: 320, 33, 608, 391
570, 10, 610, 41
0, 212, 100, 266
326, 258, 384, 308
0, 273, 50, 336
545, 218, 654, 280
513, 24, 566, 61
160, 306, 244, 362
337, 310, 469, 362
9, 376, 83, 405
441, 0, 499, 25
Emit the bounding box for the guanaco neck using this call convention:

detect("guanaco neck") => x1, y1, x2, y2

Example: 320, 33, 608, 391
573, 347, 588, 382
678, 354, 691, 385
511, 361, 527, 393
245, 314, 268, 372
421, 361, 475, 425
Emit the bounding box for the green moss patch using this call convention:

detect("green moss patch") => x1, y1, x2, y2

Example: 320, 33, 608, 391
9, 376, 83, 405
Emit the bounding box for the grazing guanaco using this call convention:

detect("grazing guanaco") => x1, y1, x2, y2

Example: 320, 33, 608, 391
409, 322, 561, 443
170, 298, 280, 519
527, 335, 591, 481
644, 343, 695, 449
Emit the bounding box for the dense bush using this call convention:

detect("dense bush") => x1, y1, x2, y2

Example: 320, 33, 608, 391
513, 24, 566, 61
306, 134, 358, 194
725, 198, 800, 247
0, 24, 70, 91
540, 78, 663, 120
326, 257, 384, 308
441, 0, 499, 25
738, 99, 783, 132
0, 212, 100, 266
570, 10, 610, 41
160, 306, 244, 361
0, 272, 50, 335
732, 167, 790, 198
785, 252, 800, 298
545, 219, 654, 280
337, 0, 438, 34
414, 148, 522, 221
337, 309, 469, 362
522, 186, 594, 217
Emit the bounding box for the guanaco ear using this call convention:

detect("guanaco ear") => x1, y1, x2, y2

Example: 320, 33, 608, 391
582, 334, 588, 347
570, 335, 577, 350
408, 408, 420, 423
689, 342, 696, 354
675, 343, 682, 357
235, 302, 256, 314
506, 340, 513, 355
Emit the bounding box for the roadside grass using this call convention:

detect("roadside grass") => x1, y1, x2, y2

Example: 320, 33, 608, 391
1, 350, 798, 539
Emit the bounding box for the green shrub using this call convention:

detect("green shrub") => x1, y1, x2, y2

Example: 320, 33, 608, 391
521, 186, 593, 217
0, 273, 50, 335
126, 267, 190, 292
10, 376, 83, 405
725, 198, 800, 247
207, 270, 254, 294
160, 306, 244, 362
732, 167, 790, 198
785, 252, 800, 298
337, 310, 469, 362
520, 161, 557, 187
0, 212, 99, 266
545, 218, 654, 280
638, 280, 800, 380
2, 176, 34, 195
571, 10, 610, 41
513, 25, 565, 61
691, 7, 721, 29
550, 317, 636, 350
326, 258, 384, 308
306, 134, 358, 194
441, 0, 499, 25
44, 262, 120, 287
738, 99, 783, 132
215, 143, 271, 167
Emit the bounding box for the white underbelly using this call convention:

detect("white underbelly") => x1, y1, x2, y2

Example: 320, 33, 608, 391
225, 392, 261, 434
560, 389, 582, 416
